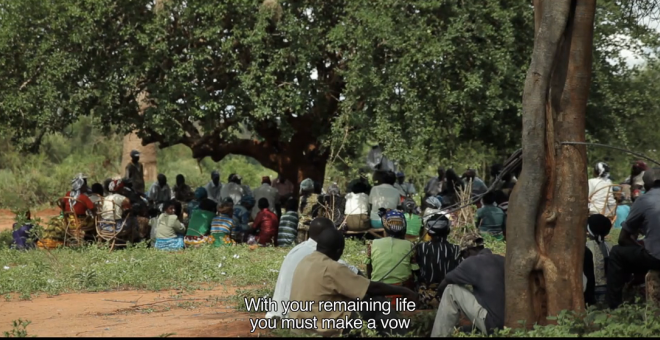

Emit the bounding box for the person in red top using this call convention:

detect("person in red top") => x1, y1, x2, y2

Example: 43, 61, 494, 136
60, 173, 97, 240
253, 198, 279, 246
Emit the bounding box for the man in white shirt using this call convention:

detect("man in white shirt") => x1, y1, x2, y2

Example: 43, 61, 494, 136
344, 182, 371, 231
204, 170, 223, 203
368, 171, 401, 228
252, 176, 280, 220
220, 174, 245, 204
265, 218, 359, 319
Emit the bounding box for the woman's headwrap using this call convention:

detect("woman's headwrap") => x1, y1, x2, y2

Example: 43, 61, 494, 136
595, 162, 610, 179
381, 210, 407, 234
300, 178, 314, 193
426, 214, 451, 236
403, 198, 416, 214
425, 196, 443, 209
108, 179, 124, 193
194, 187, 208, 200
240, 195, 255, 207
69, 174, 86, 209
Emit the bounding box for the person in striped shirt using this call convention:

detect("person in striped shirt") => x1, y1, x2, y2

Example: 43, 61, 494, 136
416, 214, 462, 309
210, 200, 236, 247
277, 198, 300, 246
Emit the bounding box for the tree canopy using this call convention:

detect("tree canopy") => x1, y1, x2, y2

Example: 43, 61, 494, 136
0, 0, 659, 182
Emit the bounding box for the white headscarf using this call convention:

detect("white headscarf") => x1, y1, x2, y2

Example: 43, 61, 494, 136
595, 162, 610, 179
69, 174, 86, 209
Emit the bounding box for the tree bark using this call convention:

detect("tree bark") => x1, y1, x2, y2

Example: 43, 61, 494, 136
505, 0, 595, 327
121, 93, 157, 183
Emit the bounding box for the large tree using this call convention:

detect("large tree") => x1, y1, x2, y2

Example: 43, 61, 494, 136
505, 0, 660, 327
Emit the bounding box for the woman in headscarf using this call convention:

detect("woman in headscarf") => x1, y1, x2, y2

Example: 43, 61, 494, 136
402, 199, 422, 241
187, 187, 217, 217
318, 183, 345, 228
297, 178, 320, 243
153, 200, 186, 251
184, 191, 221, 248
42, 174, 97, 248
366, 209, 418, 296
421, 196, 453, 242
416, 214, 462, 309
588, 162, 616, 218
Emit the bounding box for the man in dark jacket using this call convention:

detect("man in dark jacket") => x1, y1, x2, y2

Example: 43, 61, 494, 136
431, 234, 505, 337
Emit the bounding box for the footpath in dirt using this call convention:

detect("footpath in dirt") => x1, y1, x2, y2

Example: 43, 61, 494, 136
0, 287, 265, 337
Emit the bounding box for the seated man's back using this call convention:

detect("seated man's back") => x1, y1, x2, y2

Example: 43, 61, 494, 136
289, 251, 370, 337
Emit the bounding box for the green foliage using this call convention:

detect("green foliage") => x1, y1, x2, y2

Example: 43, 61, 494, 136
3, 319, 32, 338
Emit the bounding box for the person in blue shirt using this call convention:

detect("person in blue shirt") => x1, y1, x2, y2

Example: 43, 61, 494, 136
612, 186, 630, 229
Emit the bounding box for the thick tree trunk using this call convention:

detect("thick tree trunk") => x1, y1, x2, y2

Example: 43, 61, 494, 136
505, 0, 595, 327
121, 92, 157, 183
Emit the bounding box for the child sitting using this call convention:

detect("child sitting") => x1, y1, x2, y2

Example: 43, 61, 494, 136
476, 192, 505, 240
585, 214, 612, 305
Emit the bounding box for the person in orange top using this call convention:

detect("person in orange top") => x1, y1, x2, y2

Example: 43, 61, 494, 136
252, 198, 279, 246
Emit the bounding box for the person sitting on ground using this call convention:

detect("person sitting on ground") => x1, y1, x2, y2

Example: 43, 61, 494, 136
431, 234, 505, 337
272, 173, 294, 207
99, 179, 132, 234
187, 187, 217, 217
153, 200, 186, 251
612, 186, 630, 229
588, 162, 616, 218
424, 167, 446, 200
606, 167, 660, 309
366, 210, 418, 291
318, 183, 346, 228
252, 198, 279, 246
416, 213, 462, 309
265, 217, 361, 320
252, 176, 279, 221
476, 192, 505, 240
204, 170, 223, 203
148, 174, 172, 211
440, 169, 464, 206
585, 214, 612, 306
12, 210, 36, 250
220, 174, 245, 207
232, 195, 253, 243
277, 198, 299, 247
171, 174, 194, 203
297, 178, 320, 243
403, 199, 423, 241
343, 182, 371, 232
288, 227, 418, 337
184, 196, 218, 248
462, 169, 489, 197
368, 171, 401, 229
89, 183, 105, 207
210, 199, 236, 247
394, 172, 417, 199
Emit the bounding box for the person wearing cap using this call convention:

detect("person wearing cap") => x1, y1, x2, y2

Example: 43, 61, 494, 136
366, 210, 419, 293
416, 213, 461, 309
204, 170, 223, 203
431, 234, 505, 337
124, 150, 145, 195
606, 166, 660, 309
220, 174, 246, 206
252, 176, 279, 221
588, 162, 616, 217
297, 178, 320, 243
394, 172, 417, 199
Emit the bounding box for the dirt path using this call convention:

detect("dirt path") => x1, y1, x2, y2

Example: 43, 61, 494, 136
0, 209, 60, 232
0, 287, 266, 337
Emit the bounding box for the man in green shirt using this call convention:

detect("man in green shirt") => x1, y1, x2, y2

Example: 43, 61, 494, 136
367, 210, 419, 287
